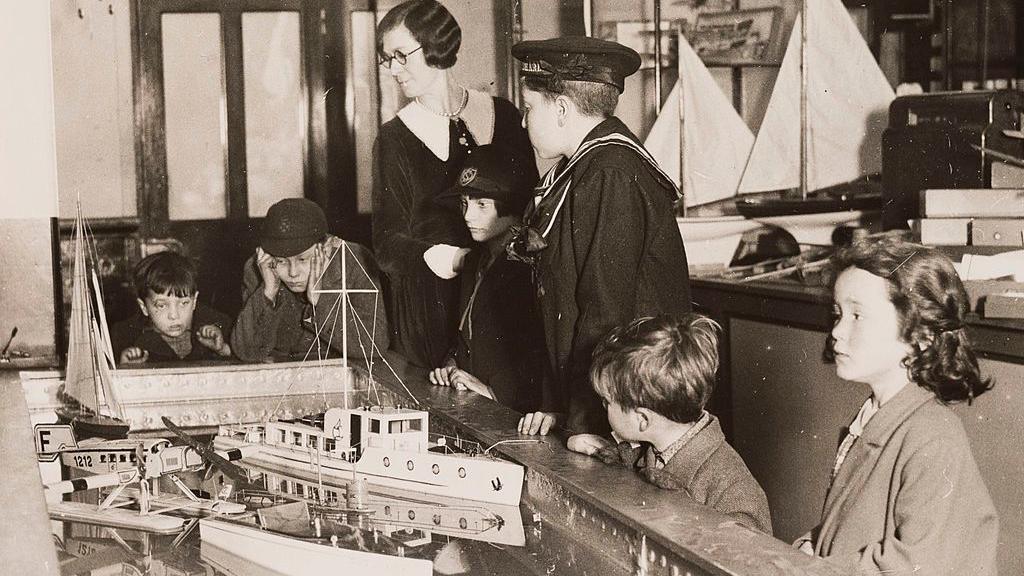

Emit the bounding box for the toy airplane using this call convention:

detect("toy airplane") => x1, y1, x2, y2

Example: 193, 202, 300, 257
36, 423, 253, 533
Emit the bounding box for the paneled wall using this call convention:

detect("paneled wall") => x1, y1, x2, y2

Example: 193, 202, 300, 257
730, 318, 1024, 574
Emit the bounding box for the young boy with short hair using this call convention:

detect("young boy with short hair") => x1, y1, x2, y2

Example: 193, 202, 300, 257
571, 314, 772, 534
111, 251, 233, 365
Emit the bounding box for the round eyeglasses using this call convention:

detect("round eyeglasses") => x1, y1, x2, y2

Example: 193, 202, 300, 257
378, 45, 423, 68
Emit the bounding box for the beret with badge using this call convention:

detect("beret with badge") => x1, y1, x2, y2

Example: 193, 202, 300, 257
512, 36, 642, 94
438, 144, 534, 215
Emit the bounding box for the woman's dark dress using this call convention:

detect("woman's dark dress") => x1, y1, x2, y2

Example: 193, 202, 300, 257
372, 93, 536, 368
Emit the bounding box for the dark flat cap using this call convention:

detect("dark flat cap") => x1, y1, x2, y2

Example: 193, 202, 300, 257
261, 198, 327, 257
512, 36, 641, 93
437, 144, 534, 214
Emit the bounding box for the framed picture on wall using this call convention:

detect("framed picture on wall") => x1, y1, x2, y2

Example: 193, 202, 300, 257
687, 7, 783, 66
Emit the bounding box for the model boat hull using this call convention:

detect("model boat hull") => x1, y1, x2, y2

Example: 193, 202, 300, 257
55, 406, 129, 440
199, 517, 432, 576
215, 435, 524, 507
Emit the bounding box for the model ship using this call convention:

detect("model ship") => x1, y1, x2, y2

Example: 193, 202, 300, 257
734, 0, 894, 217
648, 0, 894, 267
226, 461, 526, 546
200, 500, 433, 576
55, 203, 129, 439
213, 405, 525, 507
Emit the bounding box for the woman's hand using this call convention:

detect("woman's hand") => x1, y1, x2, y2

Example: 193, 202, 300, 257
566, 433, 613, 455
423, 244, 471, 279
256, 247, 281, 301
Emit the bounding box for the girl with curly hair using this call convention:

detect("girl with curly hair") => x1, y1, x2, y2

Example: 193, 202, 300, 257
796, 235, 998, 575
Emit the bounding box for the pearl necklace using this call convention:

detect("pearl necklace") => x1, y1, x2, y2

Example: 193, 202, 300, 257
417, 87, 468, 118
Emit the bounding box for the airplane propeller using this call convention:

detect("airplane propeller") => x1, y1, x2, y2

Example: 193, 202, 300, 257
160, 417, 262, 490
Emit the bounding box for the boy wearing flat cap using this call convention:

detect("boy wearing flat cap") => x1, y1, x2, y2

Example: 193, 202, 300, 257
232, 198, 389, 363
510, 36, 692, 443
428, 145, 547, 414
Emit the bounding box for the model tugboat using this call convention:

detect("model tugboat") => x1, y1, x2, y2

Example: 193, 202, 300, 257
213, 405, 525, 507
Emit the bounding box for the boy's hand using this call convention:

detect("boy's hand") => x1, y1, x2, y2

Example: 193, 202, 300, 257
518, 411, 561, 435
306, 242, 326, 306
566, 433, 613, 455
196, 324, 230, 356
450, 369, 493, 400
429, 365, 458, 387
256, 247, 280, 301
119, 347, 149, 365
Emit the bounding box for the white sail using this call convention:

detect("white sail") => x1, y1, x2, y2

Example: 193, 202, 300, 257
64, 213, 100, 412
645, 36, 755, 207
737, 0, 895, 194
63, 208, 123, 419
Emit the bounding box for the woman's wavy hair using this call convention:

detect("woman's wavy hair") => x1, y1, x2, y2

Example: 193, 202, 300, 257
378, 0, 461, 70
826, 235, 992, 403
590, 314, 721, 424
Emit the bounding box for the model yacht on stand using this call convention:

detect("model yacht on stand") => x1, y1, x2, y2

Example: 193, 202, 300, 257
55, 203, 129, 439
211, 241, 526, 507
647, 0, 894, 269
734, 0, 894, 220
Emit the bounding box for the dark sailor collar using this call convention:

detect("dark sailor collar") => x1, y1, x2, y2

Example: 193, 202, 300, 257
506, 117, 679, 262
396, 88, 495, 161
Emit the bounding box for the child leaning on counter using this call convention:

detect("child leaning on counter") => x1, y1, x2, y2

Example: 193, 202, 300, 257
111, 251, 233, 365
567, 313, 772, 535
796, 236, 998, 575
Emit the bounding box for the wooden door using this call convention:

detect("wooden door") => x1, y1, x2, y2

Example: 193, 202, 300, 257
134, 0, 345, 317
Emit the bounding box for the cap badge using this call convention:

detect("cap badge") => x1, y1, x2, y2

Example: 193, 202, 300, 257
521, 61, 543, 73
459, 167, 477, 186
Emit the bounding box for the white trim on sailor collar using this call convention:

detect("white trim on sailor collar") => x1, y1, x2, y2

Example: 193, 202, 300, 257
396, 88, 495, 161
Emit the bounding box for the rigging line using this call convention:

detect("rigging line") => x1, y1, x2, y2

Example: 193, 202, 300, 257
483, 438, 549, 456
342, 241, 381, 292
345, 298, 416, 405
296, 291, 344, 409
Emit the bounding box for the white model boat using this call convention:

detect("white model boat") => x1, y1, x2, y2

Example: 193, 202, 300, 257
213, 405, 525, 507
233, 461, 525, 546
200, 512, 432, 576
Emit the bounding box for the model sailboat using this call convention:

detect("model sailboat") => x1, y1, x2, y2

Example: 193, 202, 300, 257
645, 32, 763, 268
735, 0, 895, 216
647, 0, 895, 267
56, 206, 129, 439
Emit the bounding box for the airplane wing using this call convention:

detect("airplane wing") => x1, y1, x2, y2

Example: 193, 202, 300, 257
160, 417, 256, 487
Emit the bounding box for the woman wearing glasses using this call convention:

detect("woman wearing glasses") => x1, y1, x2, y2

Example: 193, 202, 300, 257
372, 0, 537, 368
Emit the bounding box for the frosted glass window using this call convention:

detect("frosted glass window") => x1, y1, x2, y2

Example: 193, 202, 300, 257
163, 13, 227, 220
243, 12, 305, 218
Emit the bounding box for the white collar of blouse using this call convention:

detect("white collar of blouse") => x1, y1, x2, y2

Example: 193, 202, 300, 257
396, 88, 495, 161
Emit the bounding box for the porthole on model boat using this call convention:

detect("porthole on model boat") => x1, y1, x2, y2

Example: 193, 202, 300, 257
432, 464, 440, 475
407, 460, 414, 470
459, 517, 467, 529
433, 514, 441, 525
383, 457, 390, 467
458, 467, 466, 478
408, 510, 416, 520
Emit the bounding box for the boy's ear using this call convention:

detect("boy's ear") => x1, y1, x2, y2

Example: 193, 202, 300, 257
136, 298, 149, 317
634, 407, 653, 433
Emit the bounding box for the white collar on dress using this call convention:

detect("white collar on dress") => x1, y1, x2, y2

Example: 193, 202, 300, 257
396, 88, 494, 161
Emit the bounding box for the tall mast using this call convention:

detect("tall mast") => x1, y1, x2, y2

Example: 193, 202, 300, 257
800, 0, 809, 200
